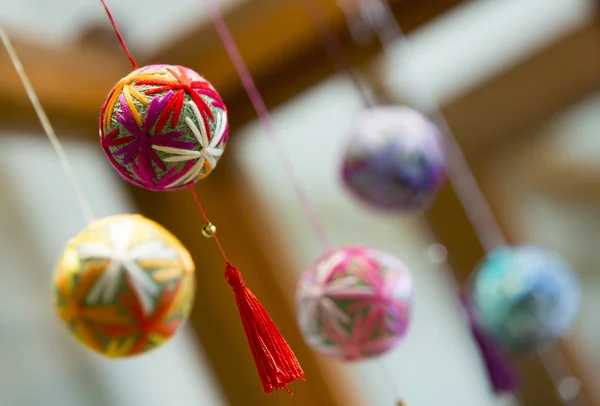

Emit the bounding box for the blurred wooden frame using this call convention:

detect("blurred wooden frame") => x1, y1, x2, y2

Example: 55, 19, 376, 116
1, 0, 599, 404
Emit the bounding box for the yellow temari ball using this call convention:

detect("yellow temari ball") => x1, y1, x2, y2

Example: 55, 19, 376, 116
53, 214, 195, 358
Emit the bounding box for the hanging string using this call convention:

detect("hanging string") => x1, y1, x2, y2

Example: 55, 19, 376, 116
348, 0, 587, 404
98, 0, 304, 393
200, 0, 332, 252
99, 0, 138, 70
0, 27, 96, 225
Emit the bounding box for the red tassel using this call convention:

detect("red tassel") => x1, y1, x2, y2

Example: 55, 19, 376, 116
224, 262, 305, 394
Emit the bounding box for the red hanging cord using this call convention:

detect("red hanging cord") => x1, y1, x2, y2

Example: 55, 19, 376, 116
98, 0, 304, 393
99, 0, 138, 70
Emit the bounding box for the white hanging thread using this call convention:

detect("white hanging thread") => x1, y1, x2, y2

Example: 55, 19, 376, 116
0, 27, 95, 225
354, 1, 586, 404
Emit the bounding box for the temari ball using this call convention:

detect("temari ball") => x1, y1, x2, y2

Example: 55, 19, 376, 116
53, 214, 196, 358
471, 246, 581, 354
100, 64, 228, 191
341, 106, 446, 211
296, 246, 413, 360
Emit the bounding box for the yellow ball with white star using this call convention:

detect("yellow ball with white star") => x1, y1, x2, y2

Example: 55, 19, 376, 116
53, 214, 195, 357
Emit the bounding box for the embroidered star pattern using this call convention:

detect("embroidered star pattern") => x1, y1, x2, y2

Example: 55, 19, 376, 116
152, 100, 227, 188
77, 217, 179, 315
298, 248, 412, 358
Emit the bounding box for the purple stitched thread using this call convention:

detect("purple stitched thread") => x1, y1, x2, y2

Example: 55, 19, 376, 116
460, 290, 519, 393
201, 0, 332, 251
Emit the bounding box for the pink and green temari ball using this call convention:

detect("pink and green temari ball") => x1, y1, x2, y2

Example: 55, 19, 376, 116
100, 64, 228, 191
296, 246, 413, 361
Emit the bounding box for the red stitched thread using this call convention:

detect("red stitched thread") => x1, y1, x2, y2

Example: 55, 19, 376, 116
99, 0, 139, 70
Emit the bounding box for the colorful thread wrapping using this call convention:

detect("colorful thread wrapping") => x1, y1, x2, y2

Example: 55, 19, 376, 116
99, 64, 228, 191
342, 106, 446, 211
54, 214, 196, 357
296, 246, 413, 360
99, 0, 305, 392
471, 246, 581, 355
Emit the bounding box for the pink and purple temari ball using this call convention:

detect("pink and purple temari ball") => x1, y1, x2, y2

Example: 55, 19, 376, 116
296, 246, 413, 361
100, 64, 228, 191
341, 106, 446, 211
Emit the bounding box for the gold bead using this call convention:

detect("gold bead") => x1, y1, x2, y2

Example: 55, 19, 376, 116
202, 222, 217, 238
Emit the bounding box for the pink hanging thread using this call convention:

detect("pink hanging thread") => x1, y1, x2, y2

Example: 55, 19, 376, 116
201, 0, 332, 252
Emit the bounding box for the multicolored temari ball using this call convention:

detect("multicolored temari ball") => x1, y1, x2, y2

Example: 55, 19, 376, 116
341, 106, 446, 211
53, 214, 196, 358
470, 246, 581, 354
100, 64, 228, 191
296, 246, 413, 360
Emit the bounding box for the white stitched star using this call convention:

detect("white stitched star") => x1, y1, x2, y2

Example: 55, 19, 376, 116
299, 251, 374, 338
77, 217, 178, 314
153, 100, 227, 188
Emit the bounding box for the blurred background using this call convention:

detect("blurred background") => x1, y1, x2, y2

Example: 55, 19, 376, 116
0, 0, 599, 405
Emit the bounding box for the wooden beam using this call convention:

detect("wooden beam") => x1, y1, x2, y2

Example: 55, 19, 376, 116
442, 22, 600, 155
0, 0, 462, 135
534, 162, 600, 205
514, 138, 600, 205
147, 0, 464, 131
3, 0, 597, 159
363, 20, 600, 157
